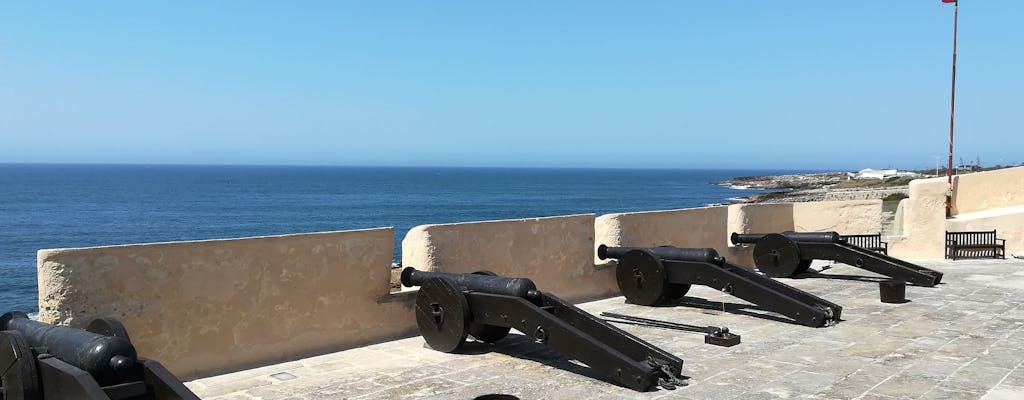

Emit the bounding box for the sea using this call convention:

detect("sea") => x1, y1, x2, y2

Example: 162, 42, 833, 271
0, 164, 805, 314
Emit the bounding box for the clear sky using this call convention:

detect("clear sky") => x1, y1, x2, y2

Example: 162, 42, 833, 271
1, 1, 1021, 170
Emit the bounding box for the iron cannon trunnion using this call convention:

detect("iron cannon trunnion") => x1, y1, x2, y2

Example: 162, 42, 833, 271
598, 245, 843, 328
732, 231, 944, 287
401, 267, 686, 392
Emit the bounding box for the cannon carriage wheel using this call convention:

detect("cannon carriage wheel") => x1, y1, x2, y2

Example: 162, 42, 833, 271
466, 271, 513, 343
752, 233, 804, 278
616, 249, 674, 306
414, 278, 470, 353
86, 317, 132, 342
0, 329, 41, 400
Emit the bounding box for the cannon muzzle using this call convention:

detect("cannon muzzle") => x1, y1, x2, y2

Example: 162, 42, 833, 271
401, 267, 541, 302
599, 244, 724, 265
1, 311, 138, 386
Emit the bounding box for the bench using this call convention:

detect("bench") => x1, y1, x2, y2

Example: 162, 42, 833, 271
840, 233, 888, 255
945, 230, 1006, 260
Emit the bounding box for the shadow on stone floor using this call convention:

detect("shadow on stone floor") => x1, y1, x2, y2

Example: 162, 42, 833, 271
661, 296, 808, 326
448, 333, 676, 390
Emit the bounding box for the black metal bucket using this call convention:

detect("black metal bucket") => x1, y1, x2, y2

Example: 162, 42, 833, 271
879, 280, 907, 303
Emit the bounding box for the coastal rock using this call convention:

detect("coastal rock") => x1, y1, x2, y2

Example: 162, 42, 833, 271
718, 172, 848, 191
719, 172, 908, 204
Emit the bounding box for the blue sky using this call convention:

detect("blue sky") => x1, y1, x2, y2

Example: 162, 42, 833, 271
1, 1, 1021, 170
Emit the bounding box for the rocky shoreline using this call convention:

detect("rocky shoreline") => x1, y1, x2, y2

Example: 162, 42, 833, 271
718, 172, 906, 203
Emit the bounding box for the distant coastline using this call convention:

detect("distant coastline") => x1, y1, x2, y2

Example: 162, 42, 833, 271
717, 171, 914, 204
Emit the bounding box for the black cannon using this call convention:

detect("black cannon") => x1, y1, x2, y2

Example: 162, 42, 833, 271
597, 245, 842, 328
400, 267, 686, 392
1, 311, 199, 400
730, 231, 943, 287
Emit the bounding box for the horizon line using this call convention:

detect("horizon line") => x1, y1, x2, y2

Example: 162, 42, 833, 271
0, 161, 915, 173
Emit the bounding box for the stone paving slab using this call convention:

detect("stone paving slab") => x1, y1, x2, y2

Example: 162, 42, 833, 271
187, 259, 1024, 399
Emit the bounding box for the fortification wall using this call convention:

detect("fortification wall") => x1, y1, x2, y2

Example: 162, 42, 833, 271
595, 201, 881, 268
888, 168, 1024, 259
888, 177, 948, 259
30, 198, 911, 380
402, 214, 617, 302
594, 206, 730, 257
823, 188, 907, 202
792, 200, 882, 233
36, 228, 415, 379
951, 166, 1024, 215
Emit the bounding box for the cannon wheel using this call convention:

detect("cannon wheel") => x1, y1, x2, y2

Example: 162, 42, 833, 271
752, 233, 803, 277
0, 330, 41, 400
466, 271, 512, 343
86, 317, 132, 342
664, 283, 692, 301
616, 249, 670, 306
415, 277, 470, 353
794, 260, 814, 274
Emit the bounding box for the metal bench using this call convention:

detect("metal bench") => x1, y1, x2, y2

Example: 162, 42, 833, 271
945, 230, 1006, 260
840, 233, 888, 255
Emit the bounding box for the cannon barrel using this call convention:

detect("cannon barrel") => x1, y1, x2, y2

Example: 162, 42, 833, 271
401, 267, 540, 301
782, 231, 843, 243
730, 233, 766, 244
731, 231, 843, 245
1, 311, 137, 386
598, 244, 724, 265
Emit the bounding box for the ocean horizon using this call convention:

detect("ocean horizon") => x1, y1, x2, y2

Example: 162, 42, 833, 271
0, 163, 819, 314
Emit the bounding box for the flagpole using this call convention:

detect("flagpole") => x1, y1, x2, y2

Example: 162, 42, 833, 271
945, 0, 958, 217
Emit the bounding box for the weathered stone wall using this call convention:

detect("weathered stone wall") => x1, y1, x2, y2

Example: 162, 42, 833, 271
823, 188, 907, 202
887, 167, 1024, 259
595, 201, 881, 268
726, 203, 795, 266
401, 214, 617, 302
888, 177, 951, 259
792, 200, 882, 234
35, 189, 991, 384
36, 228, 415, 379
594, 206, 730, 258
951, 166, 1024, 215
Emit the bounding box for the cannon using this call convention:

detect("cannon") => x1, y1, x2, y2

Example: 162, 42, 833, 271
1, 311, 199, 400
730, 231, 943, 287
597, 245, 842, 328
400, 268, 686, 392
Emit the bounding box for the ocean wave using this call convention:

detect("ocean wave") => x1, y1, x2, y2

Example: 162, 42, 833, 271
727, 197, 747, 202
729, 185, 750, 190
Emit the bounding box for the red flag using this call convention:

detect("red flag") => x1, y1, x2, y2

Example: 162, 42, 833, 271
942, 0, 956, 3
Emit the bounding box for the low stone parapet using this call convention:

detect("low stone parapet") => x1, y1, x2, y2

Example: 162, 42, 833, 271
401, 214, 617, 302
36, 228, 413, 379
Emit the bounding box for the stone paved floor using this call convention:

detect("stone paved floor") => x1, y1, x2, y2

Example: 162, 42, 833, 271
187, 259, 1024, 399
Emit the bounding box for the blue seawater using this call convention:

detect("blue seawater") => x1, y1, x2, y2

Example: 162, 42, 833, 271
0, 164, 800, 314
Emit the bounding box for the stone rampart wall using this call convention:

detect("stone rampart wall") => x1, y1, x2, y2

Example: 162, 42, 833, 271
951, 166, 1024, 215
31, 197, 939, 381
890, 167, 1024, 259
594, 201, 881, 269
36, 229, 415, 379
402, 214, 618, 302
